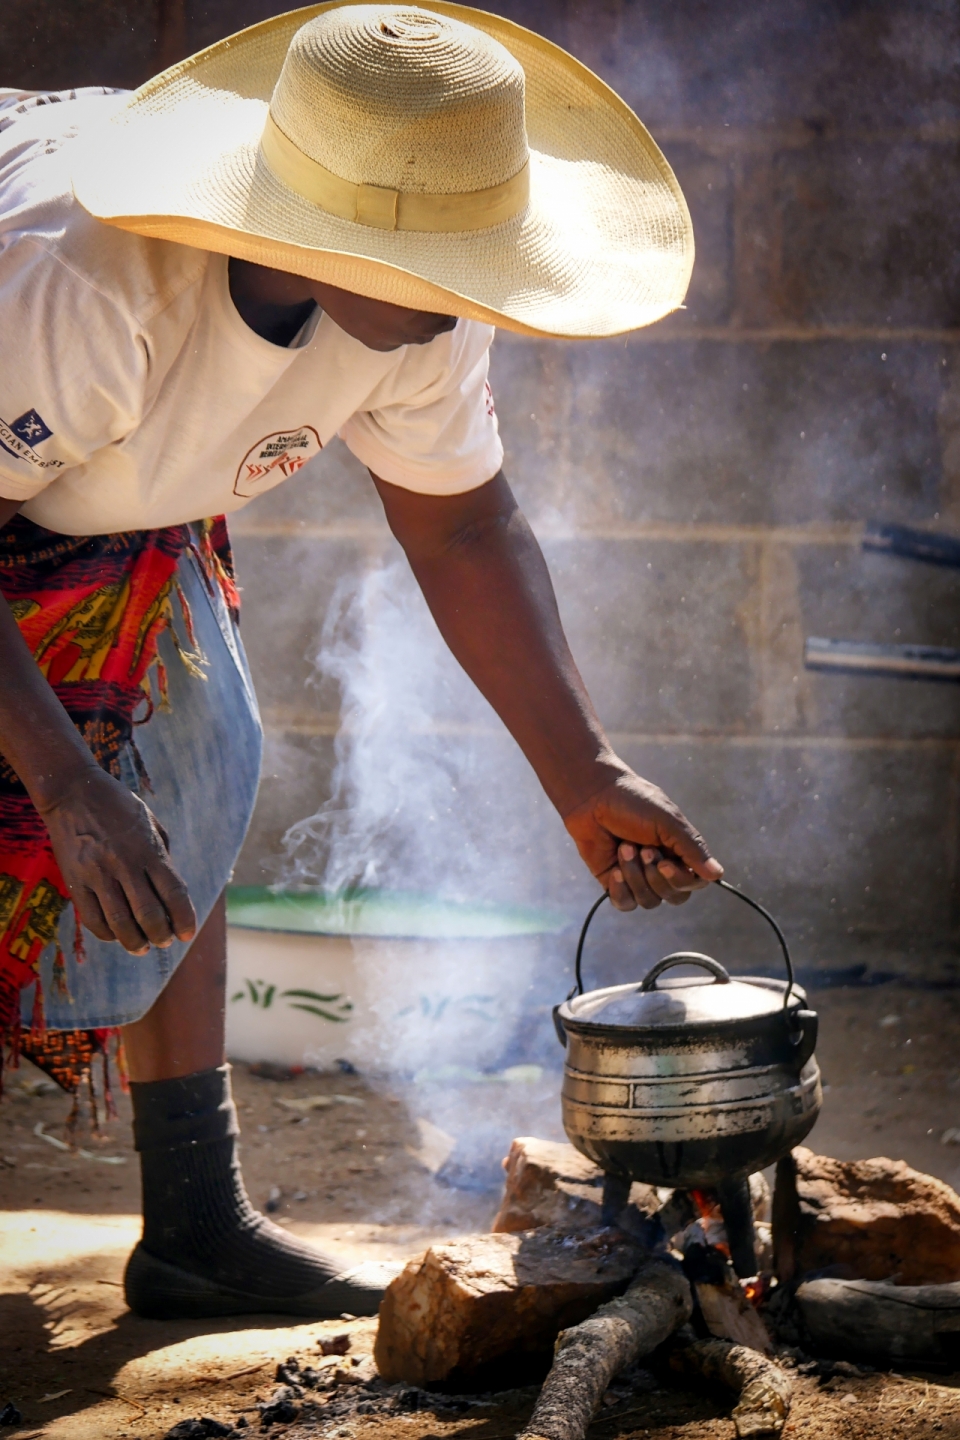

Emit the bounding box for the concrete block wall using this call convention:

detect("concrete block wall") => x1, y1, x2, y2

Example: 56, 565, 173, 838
4, 0, 959, 976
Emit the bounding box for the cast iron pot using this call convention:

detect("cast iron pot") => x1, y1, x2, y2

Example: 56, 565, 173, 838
554, 881, 821, 1187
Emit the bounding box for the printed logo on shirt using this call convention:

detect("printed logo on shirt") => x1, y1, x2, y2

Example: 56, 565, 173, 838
483, 381, 496, 419
234, 425, 322, 498
0, 407, 63, 470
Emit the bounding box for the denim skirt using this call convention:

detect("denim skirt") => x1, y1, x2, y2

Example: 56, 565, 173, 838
19, 546, 263, 1029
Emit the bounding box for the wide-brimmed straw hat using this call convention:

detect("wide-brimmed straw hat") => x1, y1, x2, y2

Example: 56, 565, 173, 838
72, 2, 693, 339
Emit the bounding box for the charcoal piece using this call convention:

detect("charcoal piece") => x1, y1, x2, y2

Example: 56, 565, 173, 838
257, 1388, 300, 1428
299, 1366, 322, 1388
0, 1406, 21, 1429
164, 1420, 236, 1439
274, 1358, 302, 1387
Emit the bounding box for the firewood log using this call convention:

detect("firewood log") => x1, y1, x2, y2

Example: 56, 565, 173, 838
669, 1335, 794, 1437
516, 1257, 692, 1440
796, 1276, 960, 1363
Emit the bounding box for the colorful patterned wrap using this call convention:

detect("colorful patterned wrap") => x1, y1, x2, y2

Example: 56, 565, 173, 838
0, 514, 242, 1094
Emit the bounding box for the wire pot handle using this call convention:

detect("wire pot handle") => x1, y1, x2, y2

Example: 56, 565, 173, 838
571, 877, 796, 1011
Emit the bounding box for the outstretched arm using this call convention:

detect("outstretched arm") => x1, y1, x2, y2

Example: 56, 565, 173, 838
370, 470, 722, 910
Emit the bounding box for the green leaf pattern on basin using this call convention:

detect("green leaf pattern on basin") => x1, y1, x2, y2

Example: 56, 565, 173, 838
230, 979, 354, 1024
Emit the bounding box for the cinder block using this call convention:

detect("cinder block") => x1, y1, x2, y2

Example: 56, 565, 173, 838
795, 543, 960, 739
543, 536, 759, 735
775, 143, 960, 328
610, 736, 960, 952
661, 145, 734, 327
495, 339, 945, 528
1, 0, 160, 88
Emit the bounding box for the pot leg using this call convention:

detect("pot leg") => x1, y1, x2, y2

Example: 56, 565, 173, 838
600, 1171, 633, 1227
716, 1176, 757, 1278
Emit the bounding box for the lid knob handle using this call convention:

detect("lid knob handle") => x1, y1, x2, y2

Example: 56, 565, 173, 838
639, 952, 731, 991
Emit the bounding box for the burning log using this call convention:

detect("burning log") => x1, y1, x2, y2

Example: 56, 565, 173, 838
773, 1147, 960, 1285
516, 1257, 692, 1440
796, 1276, 960, 1364
669, 1334, 794, 1437
694, 1273, 773, 1354
374, 1227, 646, 1385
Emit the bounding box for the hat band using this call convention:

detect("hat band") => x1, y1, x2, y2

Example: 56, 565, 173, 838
260, 113, 529, 233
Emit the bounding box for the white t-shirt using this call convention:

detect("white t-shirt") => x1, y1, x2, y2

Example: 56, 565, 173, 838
0, 90, 503, 536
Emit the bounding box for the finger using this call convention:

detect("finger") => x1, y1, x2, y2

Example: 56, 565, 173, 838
146, 860, 196, 943
607, 856, 661, 912
72, 887, 117, 945
122, 871, 178, 949
652, 809, 724, 883
606, 866, 636, 911
96, 878, 151, 955
656, 857, 714, 894
620, 843, 674, 904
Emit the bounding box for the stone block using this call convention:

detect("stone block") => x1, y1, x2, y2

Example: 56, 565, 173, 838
587, 736, 960, 964
773, 1146, 960, 1286
373, 1227, 645, 1384
795, 542, 960, 739
494, 1, 960, 139
662, 145, 735, 327
775, 142, 960, 329
543, 535, 758, 736
492, 1136, 660, 1234
1, 0, 160, 88
494, 339, 946, 530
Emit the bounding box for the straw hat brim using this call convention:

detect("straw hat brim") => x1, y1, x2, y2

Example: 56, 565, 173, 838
72, 2, 694, 340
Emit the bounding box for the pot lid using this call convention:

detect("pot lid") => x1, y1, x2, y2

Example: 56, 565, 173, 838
560, 952, 806, 1030
226, 885, 567, 940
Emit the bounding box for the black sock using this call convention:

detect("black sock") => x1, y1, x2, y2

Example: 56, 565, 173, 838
131, 1064, 341, 1298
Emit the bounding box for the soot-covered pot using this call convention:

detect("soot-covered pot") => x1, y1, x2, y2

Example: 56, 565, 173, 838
554, 885, 822, 1188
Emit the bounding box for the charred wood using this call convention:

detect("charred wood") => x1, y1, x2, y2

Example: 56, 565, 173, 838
515, 1257, 692, 1440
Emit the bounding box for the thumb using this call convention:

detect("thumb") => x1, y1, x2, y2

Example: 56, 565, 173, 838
655, 810, 723, 883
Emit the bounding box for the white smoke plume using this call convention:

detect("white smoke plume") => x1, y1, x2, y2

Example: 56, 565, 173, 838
279, 552, 555, 909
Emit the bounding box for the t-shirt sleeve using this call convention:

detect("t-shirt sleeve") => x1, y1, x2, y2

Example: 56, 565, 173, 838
338, 319, 503, 495
0, 236, 146, 501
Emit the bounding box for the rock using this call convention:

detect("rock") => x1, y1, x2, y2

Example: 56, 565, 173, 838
318, 1333, 351, 1356
374, 1227, 646, 1384
773, 1147, 960, 1286
492, 1136, 659, 1234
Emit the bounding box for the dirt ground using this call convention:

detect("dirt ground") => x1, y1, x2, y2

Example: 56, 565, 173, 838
2, 981, 959, 1440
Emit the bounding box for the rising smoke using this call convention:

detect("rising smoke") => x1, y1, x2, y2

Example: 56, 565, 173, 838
279, 551, 556, 910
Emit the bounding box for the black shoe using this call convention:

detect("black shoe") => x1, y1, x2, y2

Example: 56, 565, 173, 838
124, 1238, 393, 1320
